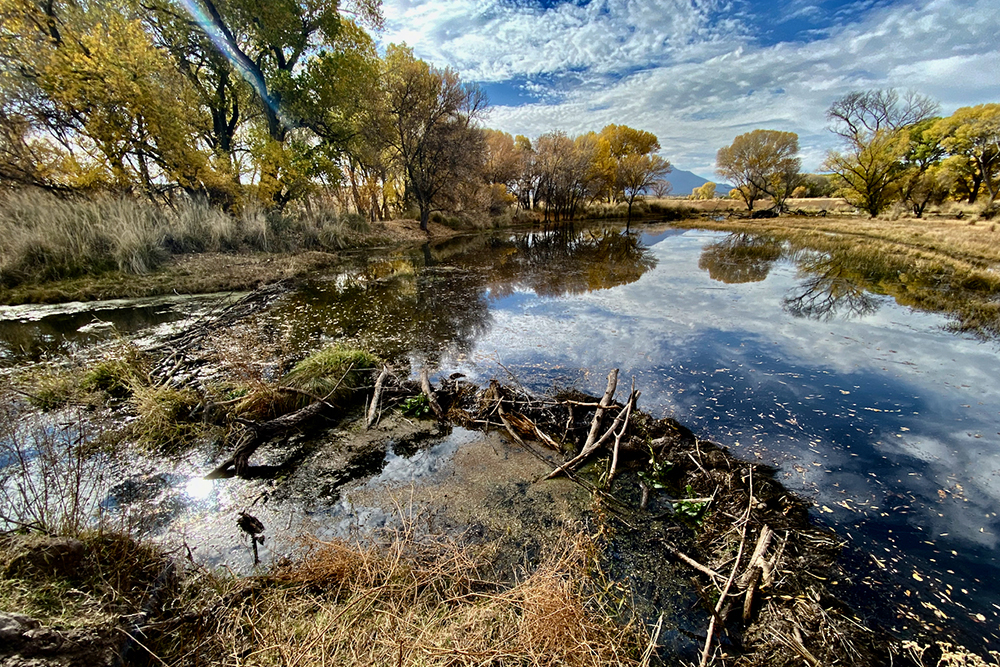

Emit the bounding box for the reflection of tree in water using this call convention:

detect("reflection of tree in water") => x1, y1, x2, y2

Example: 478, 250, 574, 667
698, 232, 784, 284
782, 251, 882, 320
258, 226, 657, 366
478, 227, 658, 299
263, 263, 493, 367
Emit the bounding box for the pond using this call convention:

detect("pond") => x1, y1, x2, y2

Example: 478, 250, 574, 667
2, 222, 999, 652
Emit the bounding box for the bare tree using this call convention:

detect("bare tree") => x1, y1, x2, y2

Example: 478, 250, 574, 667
825, 89, 939, 217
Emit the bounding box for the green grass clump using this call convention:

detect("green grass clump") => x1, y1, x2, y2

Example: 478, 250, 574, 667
282, 344, 379, 405
81, 346, 150, 399
130, 384, 206, 451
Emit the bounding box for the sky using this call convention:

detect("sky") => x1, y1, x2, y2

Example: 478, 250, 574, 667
376, 0, 1000, 176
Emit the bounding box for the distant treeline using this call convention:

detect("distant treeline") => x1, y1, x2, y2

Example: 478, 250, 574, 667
712, 91, 999, 218
0, 2, 994, 226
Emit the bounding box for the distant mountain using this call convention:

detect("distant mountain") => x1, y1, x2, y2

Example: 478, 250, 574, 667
663, 168, 734, 197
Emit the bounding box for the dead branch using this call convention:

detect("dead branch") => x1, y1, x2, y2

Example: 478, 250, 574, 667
699, 471, 754, 667
420, 368, 445, 421
584, 369, 618, 450
660, 542, 725, 584
366, 366, 391, 429
546, 387, 637, 480
207, 398, 331, 478
606, 377, 636, 488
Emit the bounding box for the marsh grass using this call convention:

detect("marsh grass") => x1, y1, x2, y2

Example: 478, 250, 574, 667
0, 531, 172, 630
277, 344, 379, 410
0, 191, 375, 289
0, 397, 110, 535
178, 527, 646, 667
129, 384, 213, 452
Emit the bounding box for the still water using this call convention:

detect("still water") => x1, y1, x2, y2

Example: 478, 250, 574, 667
3, 223, 1000, 649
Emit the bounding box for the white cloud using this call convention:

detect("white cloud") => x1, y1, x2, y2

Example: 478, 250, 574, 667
379, 0, 1000, 173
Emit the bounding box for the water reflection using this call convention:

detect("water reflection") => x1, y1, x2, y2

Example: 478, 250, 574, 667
782, 251, 883, 320
697, 232, 782, 284
258, 227, 658, 365
699, 232, 1000, 334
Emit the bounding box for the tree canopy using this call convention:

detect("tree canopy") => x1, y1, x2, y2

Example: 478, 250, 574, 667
716, 129, 801, 212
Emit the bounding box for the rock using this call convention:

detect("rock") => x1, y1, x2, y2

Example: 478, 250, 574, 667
0, 612, 40, 642
3, 537, 86, 580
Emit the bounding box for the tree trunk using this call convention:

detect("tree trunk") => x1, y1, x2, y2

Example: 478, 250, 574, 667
419, 203, 430, 231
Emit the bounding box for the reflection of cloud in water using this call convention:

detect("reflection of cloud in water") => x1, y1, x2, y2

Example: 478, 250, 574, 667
447, 228, 1000, 644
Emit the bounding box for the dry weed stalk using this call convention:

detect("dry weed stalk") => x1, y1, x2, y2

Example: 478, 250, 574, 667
205, 527, 644, 666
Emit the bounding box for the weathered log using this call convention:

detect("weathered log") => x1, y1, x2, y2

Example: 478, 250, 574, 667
420, 368, 445, 421
206, 398, 331, 478
366, 366, 391, 429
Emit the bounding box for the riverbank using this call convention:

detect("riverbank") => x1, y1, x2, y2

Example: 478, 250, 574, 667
0, 217, 468, 306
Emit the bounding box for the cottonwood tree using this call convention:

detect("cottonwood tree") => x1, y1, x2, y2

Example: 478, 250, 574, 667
152, 0, 381, 207
617, 153, 671, 227
534, 132, 598, 222
824, 89, 938, 217
692, 182, 716, 200
899, 118, 948, 217
379, 45, 487, 231
933, 104, 1000, 207
0, 0, 222, 197
716, 129, 802, 212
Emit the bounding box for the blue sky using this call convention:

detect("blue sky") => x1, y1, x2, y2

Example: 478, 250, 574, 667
378, 0, 1000, 176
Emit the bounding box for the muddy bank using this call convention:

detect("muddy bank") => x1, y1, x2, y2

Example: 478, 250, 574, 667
1, 361, 982, 666
0, 218, 470, 306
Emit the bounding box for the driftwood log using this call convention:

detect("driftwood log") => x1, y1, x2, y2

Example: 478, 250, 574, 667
206, 398, 334, 478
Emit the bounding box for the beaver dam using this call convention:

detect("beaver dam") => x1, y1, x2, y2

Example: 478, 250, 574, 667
3, 223, 1000, 665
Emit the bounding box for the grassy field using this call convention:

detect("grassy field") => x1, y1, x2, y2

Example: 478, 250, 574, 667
0, 192, 479, 304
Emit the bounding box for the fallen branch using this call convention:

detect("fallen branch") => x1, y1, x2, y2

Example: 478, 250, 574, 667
584, 369, 618, 451
420, 368, 445, 421
699, 469, 754, 667
606, 377, 636, 488
366, 366, 391, 429
207, 366, 354, 478
660, 542, 725, 584
546, 387, 637, 480
740, 524, 775, 622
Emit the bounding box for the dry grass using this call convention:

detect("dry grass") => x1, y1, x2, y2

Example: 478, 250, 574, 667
179, 528, 646, 667
675, 213, 1000, 266
0, 190, 378, 292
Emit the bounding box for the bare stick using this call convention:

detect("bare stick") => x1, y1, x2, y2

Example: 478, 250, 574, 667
420, 368, 445, 421
661, 542, 726, 584
545, 389, 636, 480
640, 612, 665, 667
740, 524, 775, 622
607, 377, 636, 488
699, 474, 754, 667
584, 369, 618, 450
366, 365, 390, 429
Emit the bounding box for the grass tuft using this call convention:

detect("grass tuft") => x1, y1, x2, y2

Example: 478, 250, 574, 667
129, 384, 207, 451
